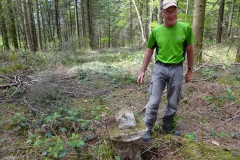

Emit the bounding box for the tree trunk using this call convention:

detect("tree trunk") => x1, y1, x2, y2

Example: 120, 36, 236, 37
7, 0, 19, 50
85, 0, 92, 49
132, 0, 146, 44
147, 0, 152, 40
158, 0, 163, 24
28, 0, 37, 51
216, 0, 225, 44
129, 0, 133, 43
227, 0, 235, 38
144, 0, 149, 41
192, 0, 206, 63
108, 1, 111, 48
74, 0, 80, 38
186, 0, 189, 15
40, 2, 46, 49
21, 0, 33, 51
81, 0, 86, 38
236, 37, 240, 62
46, 2, 53, 42
54, 0, 61, 40
69, 1, 73, 38
0, 1, 10, 50
36, 0, 42, 50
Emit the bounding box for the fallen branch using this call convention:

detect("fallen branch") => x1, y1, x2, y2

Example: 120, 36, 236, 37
193, 59, 211, 73
0, 83, 18, 89
0, 74, 12, 82
141, 145, 155, 155
214, 114, 240, 130
169, 146, 183, 155
23, 96, 45, 115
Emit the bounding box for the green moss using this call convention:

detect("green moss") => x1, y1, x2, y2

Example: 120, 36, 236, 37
0, 63, 28, 74
176, 138, 239, 159
233, 88, 240, 103
108, 117, 147, 138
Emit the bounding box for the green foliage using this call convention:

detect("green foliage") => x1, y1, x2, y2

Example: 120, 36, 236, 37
185, 132, 196, 140
0, 63, 28, 74
68, 133, 85, 150
172, 115, 181, 130
38, 137, 68, 158
151, 21, 159, 29
100, 37, 110, 44
76, 61, 136, 88
210, 130, 233, 139
217, 131, 229, 138
203, 67, 215, 77
10, 105, 91, 158
93, 142, 115, 159
10, 112, 28, 129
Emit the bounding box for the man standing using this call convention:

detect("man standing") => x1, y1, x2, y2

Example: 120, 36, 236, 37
137, 0, 194, 142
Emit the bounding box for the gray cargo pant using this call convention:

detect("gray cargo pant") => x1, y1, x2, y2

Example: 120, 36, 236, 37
143, 62, 183, 126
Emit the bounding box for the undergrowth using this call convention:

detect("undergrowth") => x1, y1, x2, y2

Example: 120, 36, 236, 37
0, 46, 240, 159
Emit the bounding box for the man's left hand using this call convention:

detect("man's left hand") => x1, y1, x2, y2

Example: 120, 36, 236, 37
185, 70, 194, 83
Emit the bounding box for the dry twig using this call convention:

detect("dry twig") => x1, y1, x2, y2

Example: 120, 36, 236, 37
214, 114, 240, 130
22, 96, 45, 115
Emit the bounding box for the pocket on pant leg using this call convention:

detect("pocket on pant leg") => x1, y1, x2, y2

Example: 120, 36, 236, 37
149, 82, 153, 94
178, 87, 183, 101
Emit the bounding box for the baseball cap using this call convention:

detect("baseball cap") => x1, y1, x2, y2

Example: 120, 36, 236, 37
162, 0, 177, 9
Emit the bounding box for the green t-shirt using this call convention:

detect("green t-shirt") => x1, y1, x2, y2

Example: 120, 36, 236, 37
147, 21, 195, 64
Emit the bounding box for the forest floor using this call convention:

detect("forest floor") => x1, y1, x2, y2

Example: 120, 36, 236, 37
0, 47, 240, 159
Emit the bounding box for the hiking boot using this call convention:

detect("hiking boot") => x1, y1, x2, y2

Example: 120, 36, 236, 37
162, 124, 181, 136
142, 123, 153, 142
142, 130, 151, 142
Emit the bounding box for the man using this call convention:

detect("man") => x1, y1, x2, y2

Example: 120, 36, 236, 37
137, 0, 194, 142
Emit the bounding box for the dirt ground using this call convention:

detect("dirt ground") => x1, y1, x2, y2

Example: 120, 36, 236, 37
0, 64, 240, 159
136, 80, 240, 159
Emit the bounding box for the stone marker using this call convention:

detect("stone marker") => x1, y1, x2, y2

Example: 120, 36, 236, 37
115, 109, 136, 130
107, 109, 148, 160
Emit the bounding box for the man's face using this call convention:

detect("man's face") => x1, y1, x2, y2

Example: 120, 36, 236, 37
161, 6, 178, 27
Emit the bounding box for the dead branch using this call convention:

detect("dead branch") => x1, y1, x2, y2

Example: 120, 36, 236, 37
0, 74, 12, 82
0, 83, 18, 89
193, 60, 211, 73
22, 96, 45, 115
214, 114, 240, 130
0, 74, 22, 89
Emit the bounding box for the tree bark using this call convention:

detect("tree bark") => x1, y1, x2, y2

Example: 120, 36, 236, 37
108, 1, 111, 48
236, 37, 240, 62
7, 0, 19, 50
129, 0, 133, 43
227, 0, 235, 38
21, 0, 33, 51
28, 0, 37, 51
81, 0, 86, 38
144, 0, 149, 41
192, 0, 206, 62
36, 0, 42, 50
74, 0, 80, 38
158, 0, 163, 24
40, 1, 46, 48
54, 0, 61, 40
0, 1, 10, 50
216, 0, 225, 44
132, 0, 146, 44
85, 0, 92, 49
186, 0, 189, 15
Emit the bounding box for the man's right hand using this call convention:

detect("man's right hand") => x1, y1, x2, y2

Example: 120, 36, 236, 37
137, 72, 145, 86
